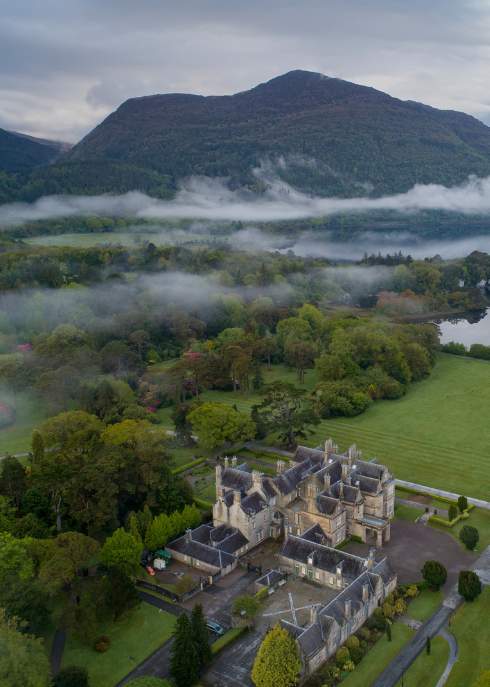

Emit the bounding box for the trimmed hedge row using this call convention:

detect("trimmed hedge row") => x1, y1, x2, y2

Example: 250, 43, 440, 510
211, 627, 248, 654
429, 509, 471, 528
172, 457, 206, 475
193, 496, 214, 510
397, 485, 474, 509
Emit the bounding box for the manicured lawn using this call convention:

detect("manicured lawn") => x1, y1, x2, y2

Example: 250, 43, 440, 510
446, 587, 490, 687
395, 635, 449, 687
394, 503, 423, 522
61, 603, 176, 687
310, 354, 490, 500
430, 507, 490, 551
341, 624, 413, 687
168, 445, 204, 468
0, 390, 48, 455
407, 589, 443, 622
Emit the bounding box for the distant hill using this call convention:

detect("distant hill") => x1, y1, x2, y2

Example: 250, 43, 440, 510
6, 70, 490, 202
0, 128, 70, 174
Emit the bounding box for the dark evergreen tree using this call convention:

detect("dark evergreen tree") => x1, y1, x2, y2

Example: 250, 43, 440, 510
458, 570, 482, 601
170, 613, 200, 687
457, 495, 468, 513
191, 604, 212, 669
53, 665, 89, 687
459, 525, 479, 551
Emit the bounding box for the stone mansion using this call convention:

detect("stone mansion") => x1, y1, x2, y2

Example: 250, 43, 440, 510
167, 439, 395, 575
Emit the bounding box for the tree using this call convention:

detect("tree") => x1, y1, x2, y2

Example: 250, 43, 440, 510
103, 568, 140, 620
283, 339, 317, 384
252, 382, 319, 448
31, 430, 45, 463
232, 594, 260, 620
100, 528, 142, 577
460, 525, 479, 551
191, 604, 212, 669
458, 495, 468, 513
170, 613, 200, 687
421, 560, 447, 590
0, 456, 26, 508
448, 504, 458, 521
188, 402, 256, 450
0, 609, 50, 687
458, 570, 482, 601
53, 666, 89, 687
252, 624, 301, 687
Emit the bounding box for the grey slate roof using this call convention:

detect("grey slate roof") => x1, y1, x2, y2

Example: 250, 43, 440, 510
167, 522, 249, 568
300, 523, 330, 545
281, 534, 366, 581
330, 481, 361, 504
351, 471, 381, 494
167, 536, 236, 568
256, 569, 285, 587
354, 459, 385, 480
221, 467, 252, 492
316, 494, 340, 515
241, 491, 267, 515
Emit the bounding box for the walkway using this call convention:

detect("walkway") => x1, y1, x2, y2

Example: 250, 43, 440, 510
435, 628, 458, 687
50, 629, 66, 676
372, 545, 490, 687
395, 478, 490, 511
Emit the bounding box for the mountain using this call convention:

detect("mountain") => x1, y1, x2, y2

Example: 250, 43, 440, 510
0, 128, 70, 174
8, 70, 490, 202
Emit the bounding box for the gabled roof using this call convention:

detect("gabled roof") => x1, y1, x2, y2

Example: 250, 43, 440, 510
241, 491, 267, 515
330, 481, 361, 504
281, 534, 366, 581
316, 493, 340, 515
354, 459, 385, 480
221, 467, 252, 491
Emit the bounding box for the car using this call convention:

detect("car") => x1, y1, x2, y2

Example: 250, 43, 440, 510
206, 619, 224, 636
146, 565, 156, 576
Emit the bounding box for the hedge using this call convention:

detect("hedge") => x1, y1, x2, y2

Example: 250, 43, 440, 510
193, 496, 214, 510
429, 509, 471, 528
211, 627, 247, 654
172, 457, 206, 475
255, 586, 269, 601
397, 485, 475, 509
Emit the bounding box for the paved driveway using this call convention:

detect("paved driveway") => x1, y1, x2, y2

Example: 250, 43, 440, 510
346, 520, 476, 587
204, 629, 261, 687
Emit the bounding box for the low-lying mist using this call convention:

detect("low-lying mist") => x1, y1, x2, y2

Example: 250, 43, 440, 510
5, 173, 490, 228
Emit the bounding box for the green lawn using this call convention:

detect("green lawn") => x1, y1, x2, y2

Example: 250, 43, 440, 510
446, 587, 490, 687
0, 390, 48, 455
341, 624, 413, 687
395, 635, 449, 687
429, 507, 490, 551
407, 590, 443, 622
61, 603, 176, 687
309, 354, 490, 500
394, 503, 423, 522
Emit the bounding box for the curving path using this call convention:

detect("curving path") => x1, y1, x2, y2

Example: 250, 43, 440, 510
435, 628, 458, 687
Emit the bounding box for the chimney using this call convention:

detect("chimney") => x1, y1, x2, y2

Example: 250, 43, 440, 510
185, 528, 192, 543
345, 599, 352, 618
324, 473, 331, 489
252, 470, 263, 489
341, 462, 349, 480
339, 481, 344, 499
348, 444, 358, 466
310, 605, 319, 625
324, 438, 334, 458
224, 456, 229, 468
233, 489, 241, 505
231, 455, 237, 467
277, 459, 286, 475
362, 583, 369, 602
216, 463, 223, 487
367, 547, 375, 570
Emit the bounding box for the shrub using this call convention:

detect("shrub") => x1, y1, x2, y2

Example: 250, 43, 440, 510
460, 525, 479, 551
94, 635, 110, 653
335, 646, 350, 667
343, 660, 355, 672
345, 635, 360, 650
175, 574, 196, 596
394, 598, 407, 616
405, 585, 419, 598
255, 587, 269, 601
232, 595, 260, 619
458, 495, 468, 513
358, 627, 371, 641
458, 570, 482, 601
448, 504, 458, 521
421, 560, 447, 590
382, 602, 395, 619
350, 646, 365, 665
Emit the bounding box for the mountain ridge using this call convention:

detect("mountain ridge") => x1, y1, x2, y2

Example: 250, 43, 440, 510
6, 70, 490, 203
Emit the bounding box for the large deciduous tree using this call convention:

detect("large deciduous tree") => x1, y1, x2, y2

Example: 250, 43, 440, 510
100, 528, 142, 577
0, 609, 51, 687
188, 402, 255, 451
251, 624, 301, 687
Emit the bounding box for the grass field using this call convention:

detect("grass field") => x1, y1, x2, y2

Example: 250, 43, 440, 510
395, 635, 449, 687
407, 590, 443, 622
341, 624, 413, 687
0, 390, 48, 455
310, 354, 490, 500
394, 503, 423, 522
429, 507, 490, 551
446, 587, 490, 687
61, 603, 176, 687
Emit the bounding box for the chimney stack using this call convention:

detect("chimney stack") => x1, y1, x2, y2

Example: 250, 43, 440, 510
233, 489, 241, 505
324, 473, 331, 489
277, 459, 286, 475
185, 528, 192, 543
362, 583, 369, 602
231, 455, 237, 467
310, 605, 319, 625
367, 547, 375, 570
345, 599, 352, 618
224, 456, 229, 469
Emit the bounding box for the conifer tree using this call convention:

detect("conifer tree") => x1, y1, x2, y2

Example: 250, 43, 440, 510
252, 624, 301, 687
191, 604, 212, 669
170, 613, 200, 687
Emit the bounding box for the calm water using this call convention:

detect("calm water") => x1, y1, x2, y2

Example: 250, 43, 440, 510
436, 309, 490, 347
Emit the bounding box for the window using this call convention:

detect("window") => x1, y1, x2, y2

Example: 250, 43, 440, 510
315, 571, 320, 580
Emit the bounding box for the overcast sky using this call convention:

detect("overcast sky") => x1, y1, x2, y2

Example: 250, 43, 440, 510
1, 0, 490, 143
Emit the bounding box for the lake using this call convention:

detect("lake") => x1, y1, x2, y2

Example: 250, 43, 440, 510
436, 308, 490, 347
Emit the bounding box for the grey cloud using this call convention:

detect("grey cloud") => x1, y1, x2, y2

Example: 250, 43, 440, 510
1, 1, 490, 140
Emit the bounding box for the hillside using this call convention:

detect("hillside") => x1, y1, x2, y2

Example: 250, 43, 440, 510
6, 70, 490, 202
0, 128, 69, 173
65, 70, 490, 197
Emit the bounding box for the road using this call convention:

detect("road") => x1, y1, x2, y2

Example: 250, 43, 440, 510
372, 545, 490, 687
